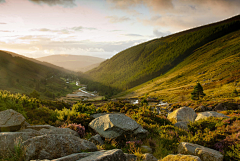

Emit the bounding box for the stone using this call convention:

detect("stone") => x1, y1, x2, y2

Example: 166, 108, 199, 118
51, 153, 93, 161
77, 149, 126, 161
161, 154, 201, 161
141, 145, 152, 153
0, 132, 42, 156
26, 125, 53, 131
39, 126, 79, 137
213, 103, 227, 111
0, 109, 26, 132
178, 142, 223, 161
174, 121, 188, 130
167, 106, 197, 124
195, 111, 230, 122
142, 153, 158, 161
89, 134, 104, 145
23, 134, 97, 160
91, 113, 111, 119
125, 153, 137, 161
194, 106, 211, 112
89, 113, 148, 140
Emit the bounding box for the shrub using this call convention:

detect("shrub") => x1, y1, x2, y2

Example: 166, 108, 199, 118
61, 123, 85, 138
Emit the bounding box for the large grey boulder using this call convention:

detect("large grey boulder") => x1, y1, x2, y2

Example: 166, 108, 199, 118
167, 106, 197, 124
89, 113, 148, 139
0, 132, 42, 156
162, 154, 201, 161
195, 111, 229, 122
23, 134, 97, 160
0, 109, 26, 132
178, 142, 223, 161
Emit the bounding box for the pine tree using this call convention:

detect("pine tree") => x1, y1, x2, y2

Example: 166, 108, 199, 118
191, 83, 206, 100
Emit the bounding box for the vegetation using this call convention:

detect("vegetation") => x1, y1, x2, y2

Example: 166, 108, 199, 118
85, 15, 240, 97
0, 50, 79, 99
191, 83, 206, 100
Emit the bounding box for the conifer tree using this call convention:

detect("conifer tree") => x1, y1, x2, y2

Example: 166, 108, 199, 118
191, 83, 206, 100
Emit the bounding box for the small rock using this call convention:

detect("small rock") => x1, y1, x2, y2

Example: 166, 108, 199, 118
89, 134, 104, 145
125, 153, 137, 161
161, 154, 201, 161
142, 153, 158, 161
213, 103, 227, 111
178, 142, 223, 161
167, 106, 197, 124
195, 111, 229, 122
141, 145, 152, 153
174, 121, 188, 130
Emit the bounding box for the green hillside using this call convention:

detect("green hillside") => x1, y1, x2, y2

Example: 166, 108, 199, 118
0, 50, 78, 99
121, 28, 240, 101
85, 15, 240, 97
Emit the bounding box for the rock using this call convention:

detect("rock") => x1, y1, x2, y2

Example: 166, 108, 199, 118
125, 153, 137, 161
91, 113, 111, 119
142, 153, 158, 161
194, 106, 212, 112
0, 132, 42, 156
89, 113, 148, 140
161, 154, 201, 161
0, 109, 26, 132
78, 149, 126, 161
141, 145, 152, 153
23, 134, 97, 160
39, 126, 79, 137
167, 106, 197, 124
174, 121, 188, 130
89, 134, 104, 145
26, 125, 53, 131
195, 111, 230, 122
178, 142, 223, 161
213, 103, 227, 111
51, 153, 93, 161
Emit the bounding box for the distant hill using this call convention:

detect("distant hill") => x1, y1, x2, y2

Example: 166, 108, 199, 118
36, 55, 105, 72
85, 15, 240, 98
0, 50, 78, 99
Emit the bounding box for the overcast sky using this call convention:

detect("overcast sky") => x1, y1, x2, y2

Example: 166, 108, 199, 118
0, 0, 239, 59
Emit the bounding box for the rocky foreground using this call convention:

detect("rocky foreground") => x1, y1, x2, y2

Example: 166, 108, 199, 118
0, 108, 228, 161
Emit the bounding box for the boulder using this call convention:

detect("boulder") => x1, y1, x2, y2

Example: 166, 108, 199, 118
195, 111, 229, 122
213, 103, 227, 111
0, 132, 42, 156
89, 134, 104, 145
125, 153, 137, 161
0, 109, 26, 132
89, 113, 148, 140
178, 142, 223, 161
142, 153, 158, 161
23, 134, 97, 160
141, 145, 152, 153
167, 107, 197, 124
26, 125, 53, 131
161, 154, 201, 161
78, 149, 126, 161
39, 126, 79, 137
194, 106, 211, 112
174, 121, 188, 130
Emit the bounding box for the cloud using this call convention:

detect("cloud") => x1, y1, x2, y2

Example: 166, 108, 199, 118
0, 22, 7, 24
106, 16, 131, 23
71, 26, 97, 31
31, 26, 97, 34
153, 29, 171, 37
0, 30, 11, 32
123, 34, 143, 37
29, 0, 76, 7
0, 0, 5, 3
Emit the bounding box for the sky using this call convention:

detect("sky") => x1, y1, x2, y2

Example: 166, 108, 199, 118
0, 0, 239, 59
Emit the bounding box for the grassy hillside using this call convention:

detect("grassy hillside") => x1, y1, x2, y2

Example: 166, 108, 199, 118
86, 15, 240, 96
0, 50, 78, 99
121, 29, 240, 101
37, 55, 105, 72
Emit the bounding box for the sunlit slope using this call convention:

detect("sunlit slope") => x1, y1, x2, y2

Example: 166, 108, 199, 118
121, 29, 240, 101
0, 50, 77, 98
86, 15, 240, 92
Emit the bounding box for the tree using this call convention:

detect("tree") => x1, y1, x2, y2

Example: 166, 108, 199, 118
191, 83, 206, 100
